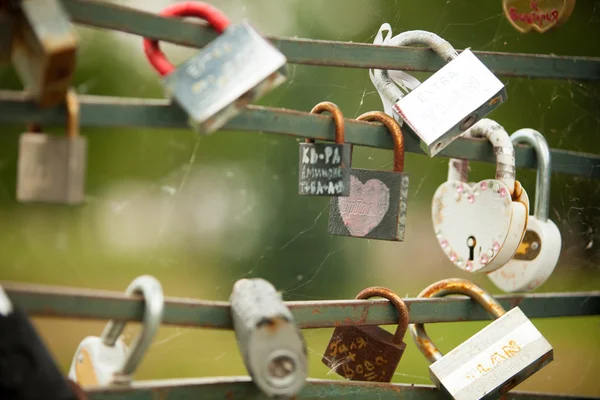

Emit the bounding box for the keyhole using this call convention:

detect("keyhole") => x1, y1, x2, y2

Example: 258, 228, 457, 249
467, 236, 476, 261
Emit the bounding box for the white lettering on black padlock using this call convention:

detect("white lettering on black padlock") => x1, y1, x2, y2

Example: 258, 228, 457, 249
329, 111, 409, 241
143, 2, 286, 134
68, 275, 164, 386
298, 102, 351, 196
372, 30, 506, 156
0, 285, 81, 400
17, 89, 87, 205
488, 129, 562, 292
10, 0, 78, 107
432, 119, 530, 273
230, 278, 307, 398
409, 279, 553, 400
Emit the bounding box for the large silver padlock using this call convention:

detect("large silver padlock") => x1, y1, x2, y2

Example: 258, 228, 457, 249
409, 278, 553, 400
10, 0, 78, 107
372, 30, 506, 156
17, 89, 87, 205
143, 2, 286, 134
488, 129, 562, 292
230, 278, 307, 398
68, 275, 164, 386
432, 118, 530, 273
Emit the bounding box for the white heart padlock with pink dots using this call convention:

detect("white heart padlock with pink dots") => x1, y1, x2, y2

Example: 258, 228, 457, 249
488, 129, 562, 292
432, 119, 530, 273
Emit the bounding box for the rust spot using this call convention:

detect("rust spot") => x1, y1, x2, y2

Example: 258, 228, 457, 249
225, 389, 234, 399
312, 308, 321, 315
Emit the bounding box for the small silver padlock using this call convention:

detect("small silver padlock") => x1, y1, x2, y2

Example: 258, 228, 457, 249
329, 111, 409, 241
432, 118, 530, 273
10, 0, 78, 107
409, 278, 553, 400
298, 101, 351, 196
17, 89, 87, 205
143, 2, 286, 134
230, 278, 307, 398
372, 30, 506, 156
488, 129, 562, 292
68, 275, 164, 386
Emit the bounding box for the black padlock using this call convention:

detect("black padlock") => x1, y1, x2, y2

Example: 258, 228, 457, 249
328, 111, 409, 241
322, 286, 409, 382
298, 101, 351, 196
0, 286, 79, 399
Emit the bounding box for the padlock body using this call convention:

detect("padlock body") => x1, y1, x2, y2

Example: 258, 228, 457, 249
488, 217, 562, 293
322, 325, 405, 382
230, 279, 307, 398
392, 49, 506, 157
17, 133, 87, 205
298, 143, 351, 196
11, 0, 78, 107
163, 22, 287, 134
0, 10, 14, 64
328, 168, 409, 241
430, 307, 553, 400
68, 336, 128, 387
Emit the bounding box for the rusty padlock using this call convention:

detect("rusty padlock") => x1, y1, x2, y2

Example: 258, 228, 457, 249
298, 101, 351, 196
328, 111, 409, 241
322, 286, 409, 382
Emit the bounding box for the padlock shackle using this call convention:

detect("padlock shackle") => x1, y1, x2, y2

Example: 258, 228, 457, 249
143, 2, 231, 77
409, 279, 506, 364
372, 30, 459, 105
306, 102, 345, 145
510, 129, 551, 222
355, 286, 409, 345
356, 111, 405, 172
100, 275, 164, 382
66, 89, 79, 139
450, 118, 517, 195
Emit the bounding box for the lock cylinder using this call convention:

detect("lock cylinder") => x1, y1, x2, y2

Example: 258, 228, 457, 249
230, 278, 307, 398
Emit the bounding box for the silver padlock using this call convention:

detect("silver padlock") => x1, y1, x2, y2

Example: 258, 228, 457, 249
410, 279, 553, 400
11, 0, 78, 107
143, 2, 286, 134
488, 129, 562, 292
68, 275, 164, 386
432, 119, 530, 273
230, 278, 307, 398
372, 30, 506, 156
17, 89, 87, 205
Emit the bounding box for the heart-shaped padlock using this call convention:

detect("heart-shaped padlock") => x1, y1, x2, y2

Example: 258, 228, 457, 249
503, 0, 575, 34
432, 119, 530, 273
488, 129, 562, 292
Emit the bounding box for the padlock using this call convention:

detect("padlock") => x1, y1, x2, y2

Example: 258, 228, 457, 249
17, 89, 87, 205
143, 2, 286, 134
230, 278, 307, 398
0, 285, 81, 399
409, 278, 553, 400
432, 118, 530, 273
68, 275, 164, 386
328, 111, 409, 241
322, 286, 409, 383
488, 129, 562, 292
298, 101, 351, 196
372, 30, 506, 156
10, 0, 78, 107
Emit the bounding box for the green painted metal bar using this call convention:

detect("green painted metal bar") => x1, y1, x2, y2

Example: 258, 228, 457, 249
3, 282, 599, 328
84, 377, 598, 400
0, 91, 599, 179
61, 0, 600, 80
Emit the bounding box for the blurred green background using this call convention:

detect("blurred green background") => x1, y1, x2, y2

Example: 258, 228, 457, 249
1, 0, 600, 396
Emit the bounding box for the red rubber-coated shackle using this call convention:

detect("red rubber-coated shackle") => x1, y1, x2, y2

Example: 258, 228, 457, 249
143, 2, 231, 77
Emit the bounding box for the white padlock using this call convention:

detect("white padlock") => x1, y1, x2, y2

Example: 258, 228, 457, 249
488, 129, 561, 292
68, 275, 164, 386
432, 119, 530, 273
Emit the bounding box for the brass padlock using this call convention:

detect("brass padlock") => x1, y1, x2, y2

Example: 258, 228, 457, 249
328, 111, 409, 241
322, 286, 409, 382
298, 101, 351, 196
17, 89, 87, 204
11, 0, 78, 107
